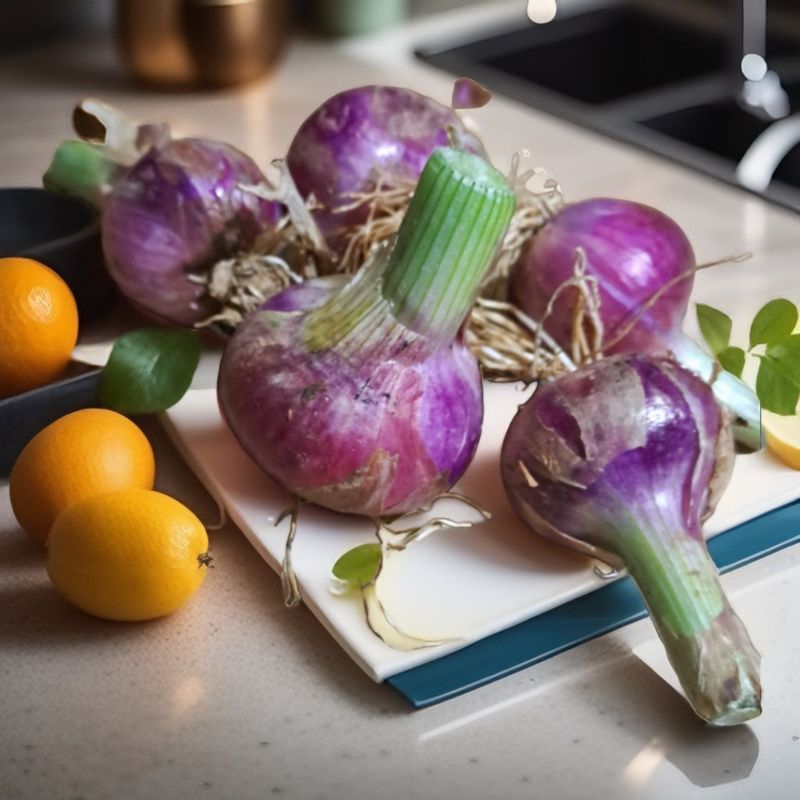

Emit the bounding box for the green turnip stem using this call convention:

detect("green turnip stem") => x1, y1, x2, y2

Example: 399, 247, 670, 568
671, 333, 762, 451
619, 527, 761, 726
43, 140, 121, 208
381, 147, 515, 343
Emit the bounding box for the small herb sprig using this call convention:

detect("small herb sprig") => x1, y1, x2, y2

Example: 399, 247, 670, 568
697, 299, 800, 415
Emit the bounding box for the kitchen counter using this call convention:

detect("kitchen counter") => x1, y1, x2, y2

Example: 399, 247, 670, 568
2, 5, 800, 799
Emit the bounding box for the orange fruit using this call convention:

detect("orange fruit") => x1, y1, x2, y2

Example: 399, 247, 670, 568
47, 489, 210, 621
0, 256, 79, 398
10, 408, 155, 543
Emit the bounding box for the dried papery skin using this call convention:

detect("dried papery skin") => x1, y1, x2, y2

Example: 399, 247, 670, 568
501, 354, 761, 725
190, 253, 299, 329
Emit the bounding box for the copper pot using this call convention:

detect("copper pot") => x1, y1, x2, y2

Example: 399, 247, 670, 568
117, 0, 288, 89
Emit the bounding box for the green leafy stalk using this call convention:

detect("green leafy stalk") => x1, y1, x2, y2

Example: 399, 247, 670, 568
756, 335, 800, 415
749, 298, 798, 349
696, 298, 800, 416
304, 147, 515, 352
99, 329, 201, 414
618, 526, 761, 725
696, 303, 732, 357
381, 147, 516, 342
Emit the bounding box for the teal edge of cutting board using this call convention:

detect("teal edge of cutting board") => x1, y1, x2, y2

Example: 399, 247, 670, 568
387, 498, 800, 708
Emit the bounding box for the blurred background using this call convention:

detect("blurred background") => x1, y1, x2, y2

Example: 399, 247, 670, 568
0, 0, 494, 51
2, 1, 800, 207
2, 0, 799, 49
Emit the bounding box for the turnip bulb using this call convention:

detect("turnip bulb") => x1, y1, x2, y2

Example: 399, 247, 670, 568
501, 353, 761, 726
510, 198, 761, 449
218, 147, 515, 516
285, 85, 483, 255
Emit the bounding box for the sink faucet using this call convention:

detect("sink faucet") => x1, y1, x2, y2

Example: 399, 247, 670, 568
733, 0, 790, 120
732, 0, 799, 192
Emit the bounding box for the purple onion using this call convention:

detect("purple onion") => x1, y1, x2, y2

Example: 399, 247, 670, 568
510, 198, 761, 449
511, 198, 694, 354
45, 119, 282, 326
286, 85, 482, 253
219, 302, 482, 515
218, 147, 514, 517
501, 353, 761, 725
102, 139, 281, 326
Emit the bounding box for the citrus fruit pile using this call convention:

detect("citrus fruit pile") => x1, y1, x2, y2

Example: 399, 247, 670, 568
10, 408, 211, 621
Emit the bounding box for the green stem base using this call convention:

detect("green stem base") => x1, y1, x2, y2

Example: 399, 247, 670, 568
655, 602, 762, 726
620, 528, 762, 725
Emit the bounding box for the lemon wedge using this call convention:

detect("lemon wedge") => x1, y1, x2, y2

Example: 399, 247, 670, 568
762, 317, 800, 470
764, 410, 800, 470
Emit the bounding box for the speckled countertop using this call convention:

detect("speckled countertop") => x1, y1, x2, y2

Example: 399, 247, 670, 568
2, 4, 800, 799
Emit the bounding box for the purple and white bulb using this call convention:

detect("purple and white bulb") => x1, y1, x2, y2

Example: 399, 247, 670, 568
501, 353, 761, 725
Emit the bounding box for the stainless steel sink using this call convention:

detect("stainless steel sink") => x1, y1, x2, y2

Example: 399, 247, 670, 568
417, 2, 800, 211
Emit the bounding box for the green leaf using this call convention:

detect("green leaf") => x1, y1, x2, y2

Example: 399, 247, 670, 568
755, 336, 800, 414
696, 304, 732, 356
332, 543, 382, 588
99, 329, 201, 414
717, 346, 746, 379
749, 298, 798, 349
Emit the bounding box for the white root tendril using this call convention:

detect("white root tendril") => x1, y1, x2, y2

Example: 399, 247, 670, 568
203, 495, 229, 532
275, 496, 304, 608
343, 493, 492, 651
556, 247, 604, 366
362, 584, 454, 651
480, 151, 563, 299
466, 297, 576, 382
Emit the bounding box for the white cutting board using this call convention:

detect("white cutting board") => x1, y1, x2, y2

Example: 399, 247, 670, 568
162, 382, 800, 682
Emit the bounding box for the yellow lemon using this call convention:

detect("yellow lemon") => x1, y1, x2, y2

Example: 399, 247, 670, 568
47, 489, 211, 621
